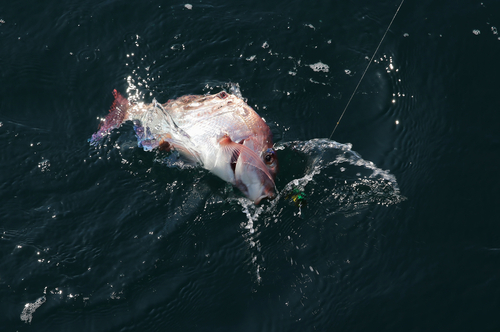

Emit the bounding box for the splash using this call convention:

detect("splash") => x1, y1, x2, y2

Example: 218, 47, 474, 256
277, 138, 405, 211
236, 137, 404, 224
235, 138, 404, 283
236, 197, 266, 283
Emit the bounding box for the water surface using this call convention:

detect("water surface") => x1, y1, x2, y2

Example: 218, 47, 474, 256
1, 0, 500, 331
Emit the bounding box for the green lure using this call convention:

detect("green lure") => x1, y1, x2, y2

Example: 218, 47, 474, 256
288, 188, 307, 208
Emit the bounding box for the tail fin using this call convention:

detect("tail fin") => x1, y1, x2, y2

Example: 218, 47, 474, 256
89, 90, 130, 145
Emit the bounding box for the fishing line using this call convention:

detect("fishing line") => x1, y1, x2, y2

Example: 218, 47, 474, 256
329, 0, 405, 140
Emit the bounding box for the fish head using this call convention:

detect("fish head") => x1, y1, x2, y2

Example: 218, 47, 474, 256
232, 138, 278, 205
234, 152, 276, 205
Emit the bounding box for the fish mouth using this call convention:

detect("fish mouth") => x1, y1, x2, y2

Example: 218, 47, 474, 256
254, 188, 277, 205
254, 194, 270, 205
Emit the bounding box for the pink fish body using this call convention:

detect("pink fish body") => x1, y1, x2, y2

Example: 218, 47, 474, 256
91, 88, 278, 204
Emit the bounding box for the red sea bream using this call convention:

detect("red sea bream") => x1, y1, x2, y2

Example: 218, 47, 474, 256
90, 87, 278, 204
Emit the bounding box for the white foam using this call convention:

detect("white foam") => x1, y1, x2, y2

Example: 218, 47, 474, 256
308, 62, 329, 72
20, 294, 46, 324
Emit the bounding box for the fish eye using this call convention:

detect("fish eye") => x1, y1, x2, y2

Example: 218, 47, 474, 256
264, 149, 276, 165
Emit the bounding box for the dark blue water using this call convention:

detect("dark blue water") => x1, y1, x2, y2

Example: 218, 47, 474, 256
2, 0, 500, 331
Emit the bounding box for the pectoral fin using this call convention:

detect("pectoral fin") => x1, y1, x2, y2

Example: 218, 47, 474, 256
218, 135, 274, 183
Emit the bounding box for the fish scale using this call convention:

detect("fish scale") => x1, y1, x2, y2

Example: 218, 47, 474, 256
90, 87, 278, 204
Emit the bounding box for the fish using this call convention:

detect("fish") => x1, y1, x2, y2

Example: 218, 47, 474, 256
90, 86, 278, 204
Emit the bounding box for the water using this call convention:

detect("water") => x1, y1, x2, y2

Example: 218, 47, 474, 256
2, 0, 500, 331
